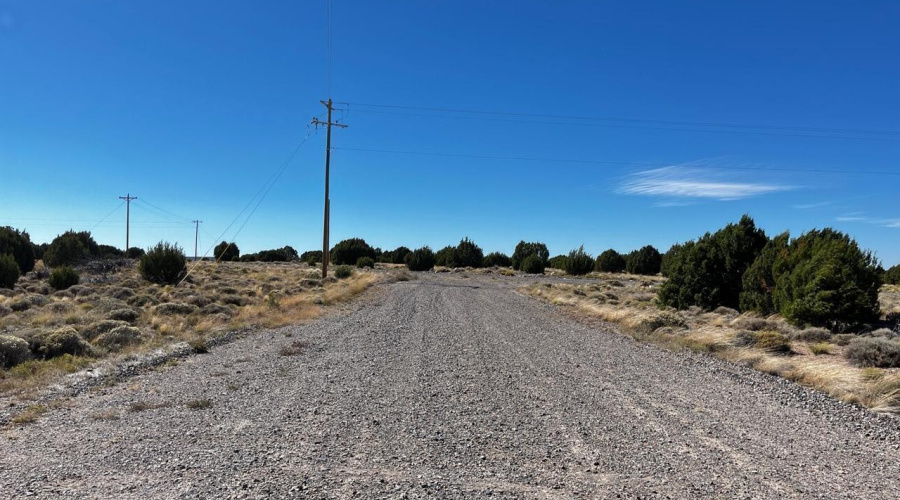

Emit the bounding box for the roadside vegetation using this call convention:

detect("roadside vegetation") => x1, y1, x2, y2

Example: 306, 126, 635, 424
0, 230, 408, 401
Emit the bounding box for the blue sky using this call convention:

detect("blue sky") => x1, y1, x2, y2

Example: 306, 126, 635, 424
2, 1, 899, 265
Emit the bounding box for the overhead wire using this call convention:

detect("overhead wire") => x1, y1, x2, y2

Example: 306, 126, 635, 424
346, 102, 900, 140
178, 128, 315, 285
334, 146, 900, 176
87, 200, 126, 232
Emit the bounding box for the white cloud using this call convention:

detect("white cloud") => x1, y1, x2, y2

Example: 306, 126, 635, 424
835, 213, 900, 228
617, 166, 792, 201
793, 201, 832, 210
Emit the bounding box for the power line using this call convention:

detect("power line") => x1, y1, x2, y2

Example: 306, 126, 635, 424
347, 102, 900, 136
135, 198, 192, 223
334, 146, 900, 176
179, 129, 314, 285
346, 102, 900, 142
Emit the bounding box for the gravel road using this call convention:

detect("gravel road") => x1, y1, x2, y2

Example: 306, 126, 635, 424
2, 273, 899, 499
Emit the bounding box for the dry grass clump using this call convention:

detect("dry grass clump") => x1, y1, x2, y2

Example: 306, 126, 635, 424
522, 276, 900, 414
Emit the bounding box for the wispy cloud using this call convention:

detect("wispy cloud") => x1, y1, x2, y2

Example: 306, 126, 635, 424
835, 212, 900, 228
793, 201, 832, 210
617, 166, 792, 201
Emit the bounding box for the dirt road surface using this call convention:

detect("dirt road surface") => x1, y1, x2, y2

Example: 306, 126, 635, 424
2, 274, 899, 499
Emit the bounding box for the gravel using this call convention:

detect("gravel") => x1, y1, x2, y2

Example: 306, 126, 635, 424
1, 273, 898, 499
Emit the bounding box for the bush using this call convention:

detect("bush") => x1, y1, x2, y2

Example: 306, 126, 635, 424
389, 246, 412, 265
0, 226, 35, 274
29, 327, 94, 359
548, 255, 567, 270
301, 250, 323, 265
44, 230, 97, 267
153, 302, 198, 315
658, 215, 768, 310
0, 334, 31, 368
512, 241, 549, 271
595, 249, 626, 273
139, 242, 188, 285
48, 266, 79, 290
334, 265, 353, 279
791, 327, 832, 342
733, 329, 791, 354
625, 245, 662, 275
565, 246, 594, 276
94, 325, 144, 351
405, 247, 436, 271
97, 245, 124, 258
0, 253, 19, 289
521, 254, 545, 274
659, 243, 683, 277
483, 252, 512, 268
845, 338, 900, 368
330, 238, 376, 266
125, 247, 145, 259
356, 256, 375, 268
739, 232, 789, 315
772, 228, 881, 329
434, 246, 456, 267
213, 241, 240, 262
884, 264, 900, 285
453, 237, 484, 268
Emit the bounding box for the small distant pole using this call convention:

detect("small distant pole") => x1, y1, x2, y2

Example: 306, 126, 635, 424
192, 220, 202, 261
118, 193, 137, 251
311, 99, 347, 278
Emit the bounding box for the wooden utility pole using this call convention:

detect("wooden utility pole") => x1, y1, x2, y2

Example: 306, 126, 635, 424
192, 220, 202, 261
311, 99, 347, 278
118, 194, 137, 251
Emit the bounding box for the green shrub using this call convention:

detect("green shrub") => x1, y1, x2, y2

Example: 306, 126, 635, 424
512, 241, 549, 271
213, 241, 240, 262
301, 250, 323, 265
844, 337, 900, 368
565, 246, 594, 276
434, 246, 456, 267
772, 228, 881, 329
658, 215, 768, 310
330, 238, 376, 266
389, 246, 412, 264
97, 245, 124, 258
139, 242, 187, 285
405, 247, 436, 271
0, 253, 19, 289
0, 334, 31, 368
483, 252, 512, 268
454, 237, 484, 268
660, 243, 683, 277
884, 264, 900, 285
44, 230, 97, 267
334, 265, 353, 279
48, 266, 80, 290
125, 247, 145, 259
356, 256, 375, 268
521, 254, 545, 274
625, 245, 662, 275
739, 232, 789, 315
548, 254, 567, 270
595, 249, 626, 273
0, 226, 35, 274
